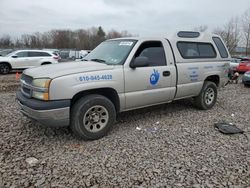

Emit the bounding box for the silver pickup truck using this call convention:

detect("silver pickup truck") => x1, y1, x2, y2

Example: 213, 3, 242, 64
16, 31, 230, 140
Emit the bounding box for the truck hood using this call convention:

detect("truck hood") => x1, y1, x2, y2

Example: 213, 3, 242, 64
24, 61, 115, 79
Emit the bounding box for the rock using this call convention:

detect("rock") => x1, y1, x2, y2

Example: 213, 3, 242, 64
25, 157, 39, 167
35, 177, 46, 187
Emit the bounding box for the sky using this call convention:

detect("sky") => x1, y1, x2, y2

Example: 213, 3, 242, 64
0, 0, 249, 37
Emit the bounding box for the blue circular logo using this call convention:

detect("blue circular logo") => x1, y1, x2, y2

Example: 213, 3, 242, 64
150, 69, 160, 85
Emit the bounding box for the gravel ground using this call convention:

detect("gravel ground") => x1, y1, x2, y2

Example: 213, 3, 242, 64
0, 76, 250, 187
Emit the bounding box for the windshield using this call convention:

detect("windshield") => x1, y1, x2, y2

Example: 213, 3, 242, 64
84, 40, 137, 65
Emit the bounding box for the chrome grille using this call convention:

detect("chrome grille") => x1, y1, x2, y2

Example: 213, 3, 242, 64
20, 74, 33, 98
20, 74, 33, 85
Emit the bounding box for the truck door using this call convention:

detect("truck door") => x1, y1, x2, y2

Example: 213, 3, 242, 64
124, 40, 176, 109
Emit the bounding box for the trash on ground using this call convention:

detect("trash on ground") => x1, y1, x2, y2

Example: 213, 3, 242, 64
214, 122, 244, 134
136, 127, 142, 131
145, 127, 158, 133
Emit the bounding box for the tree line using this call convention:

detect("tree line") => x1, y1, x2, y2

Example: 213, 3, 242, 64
0, 26, 132, 50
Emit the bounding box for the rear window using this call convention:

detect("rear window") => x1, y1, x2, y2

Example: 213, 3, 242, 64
28, 51, 51, 57
212, 37, 228, 58
177, 42, 216, 59
40, 52, 51, 56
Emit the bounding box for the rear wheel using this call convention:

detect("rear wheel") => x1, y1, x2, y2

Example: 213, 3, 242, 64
0, 63, 11, 74
71, 94, 116, 140
194, 81, 217, 110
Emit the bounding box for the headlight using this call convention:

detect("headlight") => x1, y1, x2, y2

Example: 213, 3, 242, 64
32, 78, 51, 88
32, 91, 49, 100
32, 78, 51, 100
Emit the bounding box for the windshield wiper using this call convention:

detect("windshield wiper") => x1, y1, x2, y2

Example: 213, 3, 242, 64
81, 59, 88, 61
90, 58, 106, 63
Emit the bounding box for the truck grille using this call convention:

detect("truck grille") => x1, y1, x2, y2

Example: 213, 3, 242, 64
20, 74, 33, 98
21, 74, 33, 85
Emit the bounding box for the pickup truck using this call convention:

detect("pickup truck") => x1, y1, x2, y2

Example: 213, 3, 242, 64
16, 31, 230, 140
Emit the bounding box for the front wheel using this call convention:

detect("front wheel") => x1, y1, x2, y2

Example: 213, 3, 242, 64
194, 81, 218, 110
71, 94, 116, 140
0, 63, 11, 74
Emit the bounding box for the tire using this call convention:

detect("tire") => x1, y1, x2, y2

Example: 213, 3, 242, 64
70, 94, 116, 140
0, 63, 11, 74
194, 81, 218, 110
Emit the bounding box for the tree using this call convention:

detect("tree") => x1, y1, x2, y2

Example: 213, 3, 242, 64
242, 8, 250, 56
214, 17, 240, 54
0, 35, 12, 48
193, 25, 208, 32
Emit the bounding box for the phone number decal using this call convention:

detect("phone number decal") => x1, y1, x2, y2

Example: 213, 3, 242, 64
79, 74, 112, 82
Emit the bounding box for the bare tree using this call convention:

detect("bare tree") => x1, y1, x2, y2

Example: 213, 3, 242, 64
193, 25, 208, 32
0, 35, 12, 48
242, 8, 250, 56
214, 17, 240, 54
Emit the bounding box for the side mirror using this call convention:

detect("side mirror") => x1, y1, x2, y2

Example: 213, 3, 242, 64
12, 55, 18, 58
130, 56, 149, 69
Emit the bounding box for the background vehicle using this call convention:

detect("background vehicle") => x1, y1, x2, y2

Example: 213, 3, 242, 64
17, 31, 230, 140
230, 58, 241, 71
0, 49, 14, 56
0, 50, 59, 74
242, 71, 250, 86
236, 60, 250, 73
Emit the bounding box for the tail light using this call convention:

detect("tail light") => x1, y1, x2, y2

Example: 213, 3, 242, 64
53, 56, 60, 60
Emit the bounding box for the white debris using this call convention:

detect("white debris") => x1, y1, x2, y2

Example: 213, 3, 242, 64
136, 127, 142, 130
25, 157, 39, 166
231, 113, 235, 117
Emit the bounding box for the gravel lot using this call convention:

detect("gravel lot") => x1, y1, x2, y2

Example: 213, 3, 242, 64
0, 75, 249, 187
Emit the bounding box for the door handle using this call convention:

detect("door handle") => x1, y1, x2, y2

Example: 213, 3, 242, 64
162, 71, 171, 77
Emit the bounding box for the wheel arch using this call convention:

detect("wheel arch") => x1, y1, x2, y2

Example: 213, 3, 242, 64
41, 62, 52, 65
0, 61, 12, 69
204, 75, 220, 87
71, 88, 120, 113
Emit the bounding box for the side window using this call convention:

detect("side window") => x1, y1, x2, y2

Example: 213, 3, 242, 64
177, 42, 216, 59
40, 52, 51, 57
16, 51, 28, 57
212, 37, 229, 58
134, 41, 166, 66
177, 42, 199, 58
28, 52, 41, 57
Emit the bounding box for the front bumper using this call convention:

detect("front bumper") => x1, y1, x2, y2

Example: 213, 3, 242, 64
16, 91, 70, 127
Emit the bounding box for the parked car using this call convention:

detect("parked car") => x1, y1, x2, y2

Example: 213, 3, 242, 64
0, 49, 14, 57
230, 58, 241, 71
17, 31, 230, 140
0, 50, 59, 74
236, 61, 250, 73
242, 71, 250, 86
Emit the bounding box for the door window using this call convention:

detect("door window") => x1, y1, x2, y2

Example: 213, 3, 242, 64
16, 51, 28, 58
134, 41, 167, 66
